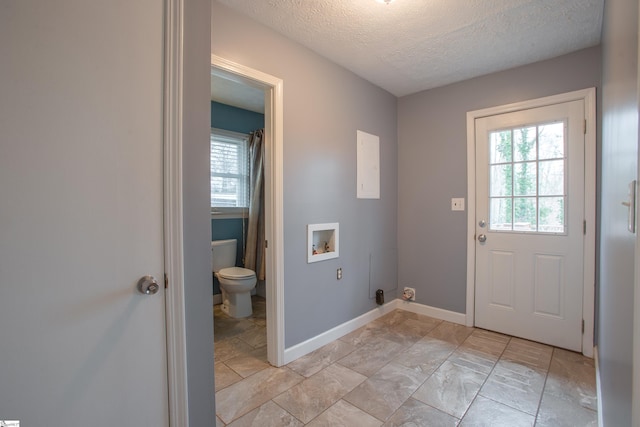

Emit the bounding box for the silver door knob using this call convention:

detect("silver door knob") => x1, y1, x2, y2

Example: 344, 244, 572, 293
137, 275, 160, 295
478, 234, 487, 243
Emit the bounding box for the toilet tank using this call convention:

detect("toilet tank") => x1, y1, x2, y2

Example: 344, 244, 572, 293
211, 239, 237, 272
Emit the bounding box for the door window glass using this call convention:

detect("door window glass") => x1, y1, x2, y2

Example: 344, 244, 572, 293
488, 121, 566, 233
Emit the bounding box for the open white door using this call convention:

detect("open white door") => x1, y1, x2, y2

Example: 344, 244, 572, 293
0, 1, 168, 425
474, 100, 585, 351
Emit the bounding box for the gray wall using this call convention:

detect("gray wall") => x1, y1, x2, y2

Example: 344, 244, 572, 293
598, 0, 638, 425
212, 1, 398, 347
397, 47, 602, 314
183, 0, 215, 423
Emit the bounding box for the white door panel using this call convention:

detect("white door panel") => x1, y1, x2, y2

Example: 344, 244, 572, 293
0, 1, 168, 425
475, 100, 584, 351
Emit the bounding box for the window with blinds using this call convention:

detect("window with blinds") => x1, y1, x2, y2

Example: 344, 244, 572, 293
210, 128, 249, 209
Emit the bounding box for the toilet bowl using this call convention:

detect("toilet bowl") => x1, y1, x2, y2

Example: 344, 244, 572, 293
217, 267, 257, 318
211, 239, 257, 318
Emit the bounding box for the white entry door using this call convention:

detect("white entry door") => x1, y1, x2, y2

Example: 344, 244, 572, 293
474, 100, 585, 351
0, 1, 168, 425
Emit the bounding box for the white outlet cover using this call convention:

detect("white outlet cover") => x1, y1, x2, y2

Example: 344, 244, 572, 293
451, 198, 465, 211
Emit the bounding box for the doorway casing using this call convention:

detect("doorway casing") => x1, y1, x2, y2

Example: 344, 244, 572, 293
210, 55, 285, 367
465, 88, 596, 357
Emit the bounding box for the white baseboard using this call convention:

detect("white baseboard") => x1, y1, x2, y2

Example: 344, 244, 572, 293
283, 298, 467, 364
594, 345, 604, 427
283, 300, 397, 364
395, 299, 467, 325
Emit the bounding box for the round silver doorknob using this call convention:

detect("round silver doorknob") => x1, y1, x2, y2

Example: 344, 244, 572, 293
478, 234, 487, 243
137, 275, 160, 295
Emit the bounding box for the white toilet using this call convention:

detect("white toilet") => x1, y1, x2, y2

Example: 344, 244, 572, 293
211, 239, 257, 318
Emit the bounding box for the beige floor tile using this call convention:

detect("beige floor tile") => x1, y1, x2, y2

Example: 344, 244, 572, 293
389, 315, 442, 336
460, 329, 510, 358
339, 322, 392, 347
215, 366, 303, 424
344, 362, 431, 422
427, 321, 475, 346
213, 305, 597, 427
381, 316, 442, 347
287, 339, 357, 378
412, 359, 488, 418
337, 336, 406, 376
546, 348, 597, 410
404, 315, 443, 333
274, 363, 367, 423
536, 392, 598, 427
479, 359, 547, 415
459, 395, 535, 427
500, 337, 553, 371
535, 348, 597, 426
391, 336, 456, 376
306, 399, 382, 427
226, 401, 303, 427
375, 309, 420, 326
382, 398, 458, 427
238, 325, 268, 349
248, 344, 268, 363
214, 337, 256, 363
446, 347, 498, 375
215, 362, 243, 391
224, 353, 270, 378
214, 316, 256, 341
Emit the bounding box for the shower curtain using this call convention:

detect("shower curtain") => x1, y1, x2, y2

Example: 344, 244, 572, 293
244, 128, 265, 280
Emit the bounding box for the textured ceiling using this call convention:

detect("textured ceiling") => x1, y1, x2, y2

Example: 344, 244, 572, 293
216, 0, 604, 97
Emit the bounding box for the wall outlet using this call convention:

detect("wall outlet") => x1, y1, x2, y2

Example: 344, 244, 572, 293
337, 268, 342, 280
403, 287, 416, 301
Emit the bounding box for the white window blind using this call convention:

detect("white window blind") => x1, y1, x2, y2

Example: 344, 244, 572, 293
210, 128, 249, 209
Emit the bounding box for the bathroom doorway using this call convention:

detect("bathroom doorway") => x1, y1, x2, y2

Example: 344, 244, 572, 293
210, 55, 284, 367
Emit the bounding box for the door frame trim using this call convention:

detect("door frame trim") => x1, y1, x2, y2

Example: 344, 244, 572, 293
164, 0, 189, 425
210, 54, 285, 367
465, 88, 596, 357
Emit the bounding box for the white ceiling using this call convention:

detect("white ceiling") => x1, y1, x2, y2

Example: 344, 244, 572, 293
211, 73, 265, 114
215, 0, 604, 99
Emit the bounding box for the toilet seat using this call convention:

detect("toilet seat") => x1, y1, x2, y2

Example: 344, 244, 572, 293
218, 266, 256, 280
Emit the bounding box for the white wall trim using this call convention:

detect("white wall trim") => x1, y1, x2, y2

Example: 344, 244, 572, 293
164, 0, 189, 425
283, 301, 397, 364
210, 55, 286, 367
465, 88, 597, 357
396, 300, 467, 325
283, 299, 466, 364
634, 27, 640, 421
594, 346, 604, 427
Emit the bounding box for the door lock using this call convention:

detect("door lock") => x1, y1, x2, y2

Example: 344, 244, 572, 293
137, 275, 160, 295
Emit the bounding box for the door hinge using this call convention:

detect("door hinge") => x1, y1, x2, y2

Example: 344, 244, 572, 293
164, 273, 169, 289
583, 220, 587, 235
582, 319, 585, 334
265, 240, 268, 249
583, 119, 587, 134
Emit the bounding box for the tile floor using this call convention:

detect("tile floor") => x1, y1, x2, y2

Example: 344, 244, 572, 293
214, 297, 597, 426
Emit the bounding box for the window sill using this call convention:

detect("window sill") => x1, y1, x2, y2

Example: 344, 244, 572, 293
211, 208, 248, 219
